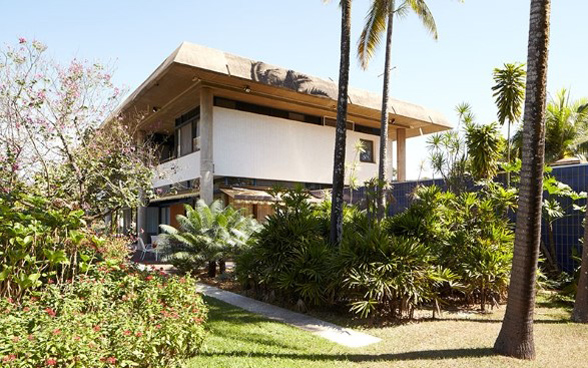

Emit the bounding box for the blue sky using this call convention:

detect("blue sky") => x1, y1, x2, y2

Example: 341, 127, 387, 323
1, 0, 586, 180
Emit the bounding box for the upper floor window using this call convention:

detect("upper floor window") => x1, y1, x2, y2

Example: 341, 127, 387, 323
174, 107, 200, 157
359, 139, 374, 163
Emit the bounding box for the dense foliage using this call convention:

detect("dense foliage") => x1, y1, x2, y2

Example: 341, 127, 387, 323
236, 185, 515, 317
0, 266, 207, 367
160, 200, 259, 277
0, 192, 91, 300
1, 191, 208, 366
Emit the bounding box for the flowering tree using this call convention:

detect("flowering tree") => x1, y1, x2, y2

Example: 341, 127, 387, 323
0, 38, 155, 220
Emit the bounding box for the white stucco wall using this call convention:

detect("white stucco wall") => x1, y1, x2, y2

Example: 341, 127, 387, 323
212, 107, 392, 185
152, 151, 200, 188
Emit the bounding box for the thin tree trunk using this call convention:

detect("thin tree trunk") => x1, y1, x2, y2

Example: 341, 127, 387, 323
218, 259, 226, 275
572, 207, 588, 322
546, 222, 560, 273
494, 0, 551, 360
377, 0, 395, 220
330, 0, 352, 245
208, 261, 217, 278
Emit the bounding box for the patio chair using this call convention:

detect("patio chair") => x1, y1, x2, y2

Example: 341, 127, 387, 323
137, 237, 157, 261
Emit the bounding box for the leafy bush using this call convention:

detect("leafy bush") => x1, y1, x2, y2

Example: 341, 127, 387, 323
236, 188, 336, 308
0, 263, 207, 367
160, 200, 258, 277
238, 185, 515, 317
387, 184, 515, 311
340, 213, 458, 318
0, 193, 92, 300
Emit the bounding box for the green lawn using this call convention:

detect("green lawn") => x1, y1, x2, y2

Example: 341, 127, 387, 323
187, 296, 588, 368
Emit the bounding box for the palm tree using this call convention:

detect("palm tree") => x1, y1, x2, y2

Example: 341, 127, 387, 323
493, 0, 551, 360
330, 0, 352, 245
573, 207, 588, 322
357, 0, 438, 219
511, 89, 588, 164
160, 200, 258, 277
492, 62, 526, 186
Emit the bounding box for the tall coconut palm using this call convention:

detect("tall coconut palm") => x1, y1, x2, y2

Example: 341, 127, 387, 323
492, 62, 526, 186
494, 0, 551, 360
330, 0, 352, 245
357, 0, 438, 219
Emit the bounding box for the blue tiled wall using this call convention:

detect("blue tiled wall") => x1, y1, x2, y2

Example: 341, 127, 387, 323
380, 164, 588, 273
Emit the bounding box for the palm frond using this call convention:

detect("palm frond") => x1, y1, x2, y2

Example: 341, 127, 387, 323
407, 0, 438, 40
357, 0, 391, 70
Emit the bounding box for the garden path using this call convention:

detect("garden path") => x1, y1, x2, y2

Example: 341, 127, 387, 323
196, 283, 381, 348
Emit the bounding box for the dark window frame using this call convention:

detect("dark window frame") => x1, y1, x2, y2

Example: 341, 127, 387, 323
174, 107, 200, 157
359, 139, 375, 163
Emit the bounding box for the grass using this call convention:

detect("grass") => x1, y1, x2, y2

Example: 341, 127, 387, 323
187, 294, 588, 368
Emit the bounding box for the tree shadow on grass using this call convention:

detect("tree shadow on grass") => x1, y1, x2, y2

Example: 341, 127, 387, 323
200, 347, 496, 362
418, 317, 569, 325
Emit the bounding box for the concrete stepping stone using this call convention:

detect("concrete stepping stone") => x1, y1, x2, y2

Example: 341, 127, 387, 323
196, 283, 381, 348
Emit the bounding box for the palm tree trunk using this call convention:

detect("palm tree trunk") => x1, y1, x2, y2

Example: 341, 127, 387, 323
208, 261, 217, 278
219, 259, 226, 275
376, 0, 395, 220
494, 0, 551, 360
572, 207, 588, 322
507, 119, 511, 187
330, 0, 352, 245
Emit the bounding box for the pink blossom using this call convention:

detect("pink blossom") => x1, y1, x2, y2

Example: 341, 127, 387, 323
18, 37, 26, 44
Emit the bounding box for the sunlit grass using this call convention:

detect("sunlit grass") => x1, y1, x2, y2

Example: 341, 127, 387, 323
187, 295, 588, 368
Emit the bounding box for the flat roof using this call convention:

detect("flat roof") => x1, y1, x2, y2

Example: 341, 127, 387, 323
114, 42, 452, 137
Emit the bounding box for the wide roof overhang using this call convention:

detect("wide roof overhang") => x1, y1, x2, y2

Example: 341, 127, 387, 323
113, 42, 452, 138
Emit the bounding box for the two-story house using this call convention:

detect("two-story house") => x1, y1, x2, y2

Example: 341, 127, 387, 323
113, 42, 451, 236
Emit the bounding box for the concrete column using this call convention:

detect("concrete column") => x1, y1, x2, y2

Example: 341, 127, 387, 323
200, 86, 214, 204
136, 130, 148, 242
396, 128, 406, 182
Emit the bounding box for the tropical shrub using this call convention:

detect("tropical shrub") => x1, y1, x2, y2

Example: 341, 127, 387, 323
160, 200, 259, 277
238, 185, 515, 317
236, 188, 336, 308
387, 184, 515, 311
340, 213, 458, 318
0, 192, 91, 300
0, 263, 207, 367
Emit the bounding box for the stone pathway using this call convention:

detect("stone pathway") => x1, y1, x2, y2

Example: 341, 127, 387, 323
196, 283, 381, 348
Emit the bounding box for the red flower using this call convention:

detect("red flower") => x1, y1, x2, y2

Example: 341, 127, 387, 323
145, 276, 153, 281
12, 336, 19, 342
18, 37, 26, 44
45, 308, 56, 317
106, 356, 117, 364
46, 357, 58, 366
27, 334, 35, 341
48, 279, 55, 284
135, 332, 143, 337
7, 297, 14, 303
23, 307, 30, 312
2, 354, 16, 362
93, 325, 101, 332
123, 330, 131, 336
155, 324, 162, 329
52, 328, 61, 335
